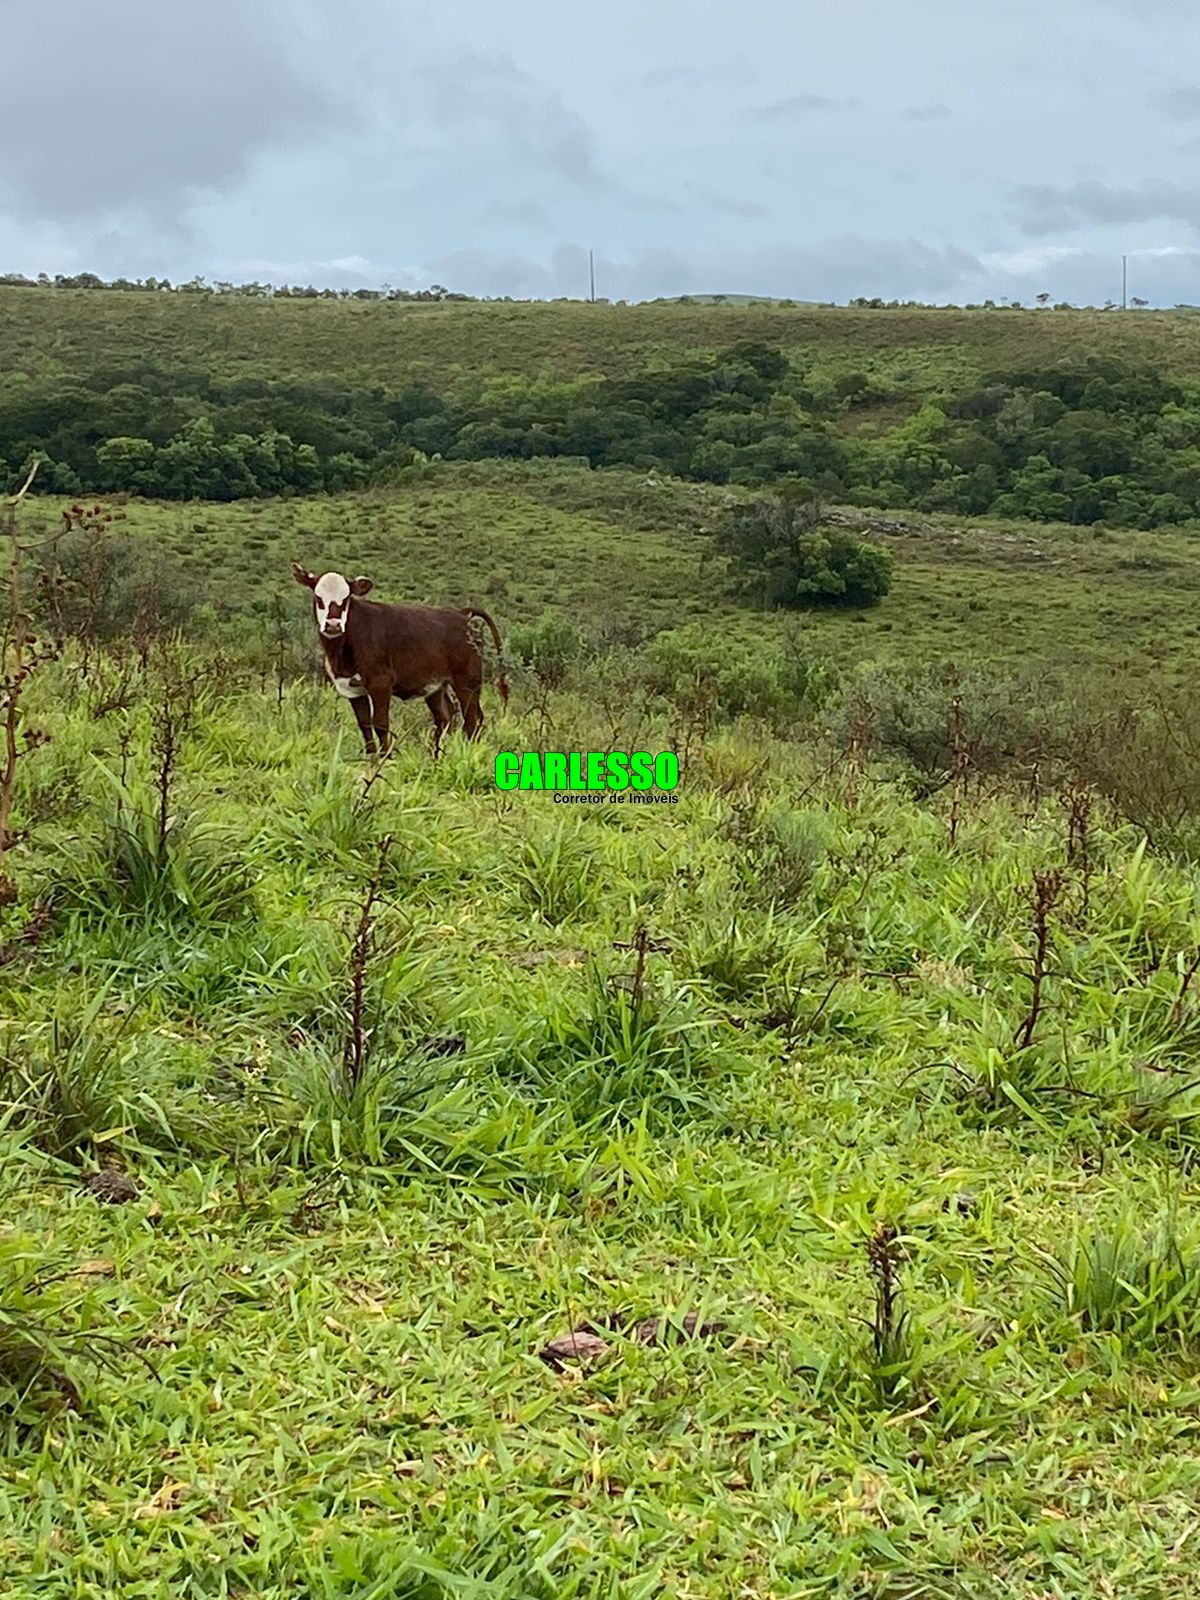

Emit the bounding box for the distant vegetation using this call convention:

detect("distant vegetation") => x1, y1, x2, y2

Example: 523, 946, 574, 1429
0, 270, 473, 302
716, 484, 894, 609
4, 305, 1200, 527
0, 270, 1173, 313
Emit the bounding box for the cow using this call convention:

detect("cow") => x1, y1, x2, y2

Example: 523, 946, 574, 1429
292, 563, 509, 758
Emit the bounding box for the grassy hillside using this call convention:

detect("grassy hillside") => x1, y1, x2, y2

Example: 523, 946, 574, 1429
9, 286, 1200, 391
19, 461, 1200, 686
9, 286, 1200, 533
5, 663, 1200, 1597
8, 287, 1200, 1595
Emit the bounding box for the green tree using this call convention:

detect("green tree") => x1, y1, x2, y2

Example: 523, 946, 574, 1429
152, 417, 223, 499
15, 449, 81, 495
989, 454, 1069, 522
715, 484, 893, 609
95, 436, 157, 493
323, 453, 370, 492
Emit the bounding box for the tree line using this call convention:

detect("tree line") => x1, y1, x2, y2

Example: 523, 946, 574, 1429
0, 272, 471, 301
3, 343, 1199, 528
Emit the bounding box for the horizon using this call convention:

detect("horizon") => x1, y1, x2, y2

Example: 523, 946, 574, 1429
0, 269, 1177, 312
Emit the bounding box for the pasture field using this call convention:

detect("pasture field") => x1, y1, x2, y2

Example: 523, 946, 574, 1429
4, 624, 1200, 1596
12, 287, 1200, 392
18, 459, 1200, 686
7, 298, 1200, 1596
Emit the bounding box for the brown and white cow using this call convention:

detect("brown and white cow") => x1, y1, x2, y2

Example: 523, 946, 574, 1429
292, 563, 509, 757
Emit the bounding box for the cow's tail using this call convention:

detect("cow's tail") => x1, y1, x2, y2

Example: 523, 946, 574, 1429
463, 607, 510, 705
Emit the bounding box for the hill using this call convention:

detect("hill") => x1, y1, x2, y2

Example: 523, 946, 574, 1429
7, 285, 1200, 390
7, 287, 1200, 532
7, 293, 1200, 1595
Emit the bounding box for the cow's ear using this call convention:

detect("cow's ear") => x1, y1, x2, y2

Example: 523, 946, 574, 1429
349, 576, 374, 596
292, 562, 318, 589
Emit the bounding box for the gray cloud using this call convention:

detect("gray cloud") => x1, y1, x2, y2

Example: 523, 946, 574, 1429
1102, 0, 1195, 11
927, 242, 1200, 307
197, 234, 1200, 310
685, 185, 770, 220
423, 50, 606, 189
415, 48, 680, 216
1156, 86, 1200, 118
1012, 178, 1200, 235
635, 62, 756, 90
748, 93, 855, 120
225, 254, 410, 287
0, 0, 354, 228
425, 246, 578, 300
478, 199, 556, 231
415, 236, 1200, 309
8, 0, 1200, 312
427, 236, 982, 304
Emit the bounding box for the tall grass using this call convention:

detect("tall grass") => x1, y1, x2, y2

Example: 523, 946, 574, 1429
3, 633, 1200, 1594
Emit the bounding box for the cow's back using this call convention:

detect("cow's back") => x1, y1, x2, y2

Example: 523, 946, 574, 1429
349, 599, 473, 696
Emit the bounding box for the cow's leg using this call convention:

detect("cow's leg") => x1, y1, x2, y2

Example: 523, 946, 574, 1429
453, 654, 485, 741
457, 682, 484, 741
350, 693, 377, 756
443, 686, 461, 738
426, 686, 454, 759
369, 687, 392, 756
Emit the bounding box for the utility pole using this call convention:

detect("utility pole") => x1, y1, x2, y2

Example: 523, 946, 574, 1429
589, 249, 595, 303
1122, 254, 1128, 310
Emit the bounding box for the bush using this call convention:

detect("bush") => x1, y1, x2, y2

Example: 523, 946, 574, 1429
639, 623, 833, 731
1068, 684, 1200, 856
831, 662, 1062, 779
714, 483, 893, 609
34, 512, 200, 645
507, 612, 590, 690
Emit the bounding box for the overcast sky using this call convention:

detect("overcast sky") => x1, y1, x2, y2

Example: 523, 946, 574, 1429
3, 0, 1200, 306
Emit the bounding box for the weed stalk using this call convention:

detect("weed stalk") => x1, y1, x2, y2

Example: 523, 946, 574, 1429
612, 923, 670, 1027
1014, 867, 1064, 1052
1, 463, 59, 898
345, 833, 394, 1090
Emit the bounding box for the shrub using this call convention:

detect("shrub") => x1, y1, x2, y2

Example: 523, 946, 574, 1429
34, 513, 200, 646
1068, 684, 1200, 856
507, 612, 589, 690
714, 483, 893, 609
830, 661, 1062, 779
640, 623, 834, 731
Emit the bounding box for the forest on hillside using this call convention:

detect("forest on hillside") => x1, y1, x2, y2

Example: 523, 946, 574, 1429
3, 339, 1200, 529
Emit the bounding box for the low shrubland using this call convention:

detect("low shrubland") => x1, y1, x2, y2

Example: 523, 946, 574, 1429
3, 585, 1200, 1593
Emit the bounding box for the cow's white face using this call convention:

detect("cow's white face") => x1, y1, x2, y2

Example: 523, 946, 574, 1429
314, 572, 352, 639
291, 563, 374, 637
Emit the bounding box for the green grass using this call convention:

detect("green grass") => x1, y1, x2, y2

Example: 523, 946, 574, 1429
20, 457, 1200, 685
11, 286, 1200, 1593
11, 287, 1200, 394
5, 655, 1200, 1594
